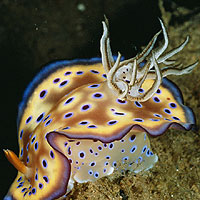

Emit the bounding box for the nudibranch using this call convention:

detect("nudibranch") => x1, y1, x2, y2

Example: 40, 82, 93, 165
4, 19, 198, 200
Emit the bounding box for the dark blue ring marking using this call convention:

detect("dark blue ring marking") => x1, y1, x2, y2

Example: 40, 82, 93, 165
64, 71, 72, 76
17, 176, 22, 182
150, 118, 160, 121
76, 71, 84, 75
142, 145, 147, 153
116, 99, 127, 104
21, 188, 27, 193
38, 183, 43, 189
153, 96, 160, 103
108, 143, 114, 149
103, 168, 107, 173
98, 145, 102, 151
129, 134, 136, 142
172, 116, 180, 121
112, 161, 117, 167
32, 188, 36, 194
156, 88, 161, 94
35, 173, 38, 181
26, 116, 32, 124
45, 119, 52, 127
89, 161, 96, 167
130, 145, 137, 153
138, 88, 144, 93
102, 74, 107, 79
88, 84, 100, 88
34, 142, 38, 151
26, 156, 29, 163
20, 148, 23, 157
133, 118, 144, 122
79, 121, 89, 125
87, 125, 97, 128
88, 169, 93, 175
90, 70, 99, 74
79, 151, 86, 159
31, 135, 36, 144
146, 148, 150, 157
42, 159, 48, 168
107, 120, 118, 125
169, 102, 177, 108
81, 104, 91, 111
53, 78, 60, 83
43, 114, 51, 122
94, 172, 99, 178
121, 149, 125, 153
43, 176, 49, 183
92, 92, 103, 99
62, 126, 70, 130
36, 112, 45, 123
64, 112, 74, 119
39, 90, 47, 99
59, 80, 68, 88
154, 114, 162, 118
50, 150, 55, 159
106, 155, 111, 160
164, 108, 171, 114
64, 97, 74, 105
114, 112, 125, 116
20, 130, 24, 139
134, 101, 142, 108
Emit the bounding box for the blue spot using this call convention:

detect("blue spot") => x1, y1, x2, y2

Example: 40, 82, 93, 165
138, 88, 144, 93
35, 173, 38, 181
62, 126, 70, 130
79, 121, 89, 125
153, 96, 160, 103
81, 104, 91, 111
106, 155, 111, 160
122, 156, 129, 163
154, 114, 162, 118
20, 130, 23, 139
39, 183, 43, 189
172, 116, 180, 121
142, 145, 147, 153
88, 169, 93, 175
32, 188, 36, 194
43, 176, 49, 183
103, 168, 107, 173
21, 188, 27, 193
26, 116, 32, 124
92, 92, 103, 99
102, 74, 107, 78
146, 148, 150, 157
59, 80, 68, 88
169, 102, 177, 108
20, 148, 23, 157
88, 84, 100, 88
17, 177, 22, 182
156, 89, 161, 94
34, 142, 38, 151
28, 192, 32, 196
50, 150, 55, 159
42, 159, 48, 168
26, 156, 29, 163
164, 118, 172, 121
133, 118, 144, 122
130, 145, 137, 153
107, 120, 118, 125
31, 136, 36, 144
64, 112, 73, 119
98, 145, 102, 151
53, 78, 60, 83
89, 161, 96, 167
112, 161, 117, 167
64, 97, 74, 105
64, 71, 72, 76
90, 70, 99, 74
43, 114, 51, 122
129, 134, 136, 142
87, 125, 97, 128
108, 143, 114, 149
39, 90, 47, 99
116, 99, 127, 104
164, 108, 171, 114
79, 151, 86, 159
134, 101, 142, 108
76, 71, 84, 75
121, 149, 125, 153
104, 161, 109, 166
114, 112, 125, 116
150, 118, 160, 121
45, 119, 52, 126
94, 171, 99, 178
36, 113, 44, 123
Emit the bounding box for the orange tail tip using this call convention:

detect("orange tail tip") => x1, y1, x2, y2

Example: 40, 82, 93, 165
3, 149, 31, 178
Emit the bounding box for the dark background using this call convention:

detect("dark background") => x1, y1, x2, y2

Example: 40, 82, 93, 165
0, 0, 199, 198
